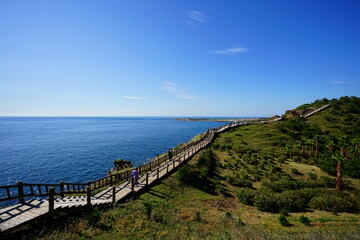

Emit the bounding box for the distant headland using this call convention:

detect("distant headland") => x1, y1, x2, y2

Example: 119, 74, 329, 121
173, 117, 266, 122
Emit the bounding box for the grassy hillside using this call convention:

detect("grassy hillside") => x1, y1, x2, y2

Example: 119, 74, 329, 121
15, 96, 360, 240
27, 149, 360, 240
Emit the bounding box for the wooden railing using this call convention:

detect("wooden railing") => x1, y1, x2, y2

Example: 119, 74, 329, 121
0, 120, 251, 206
0, 182, 88, 203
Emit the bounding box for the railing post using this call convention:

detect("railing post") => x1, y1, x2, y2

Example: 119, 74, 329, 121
166, 163, 169, 173
146, 172, 149, 186
173, 159, 175, 168
60, 181, 65, 198
157, 168, 159, 179
86, 186, 91, 207
48, 187, 55, 220
112, 186, 116, 204
131, 178, 135, 193
110, 174, 113, 187
17, 181, 25, 204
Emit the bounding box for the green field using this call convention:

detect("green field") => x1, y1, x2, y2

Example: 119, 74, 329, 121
17, 97, 360, 240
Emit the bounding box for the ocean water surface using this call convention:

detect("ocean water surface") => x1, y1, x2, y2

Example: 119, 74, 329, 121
0, 117, 225, 186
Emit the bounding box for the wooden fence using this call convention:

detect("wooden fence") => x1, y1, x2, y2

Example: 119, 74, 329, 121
0, 119, 256, 206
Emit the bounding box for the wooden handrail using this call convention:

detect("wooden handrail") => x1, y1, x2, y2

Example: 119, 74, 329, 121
0, 120, 246, 204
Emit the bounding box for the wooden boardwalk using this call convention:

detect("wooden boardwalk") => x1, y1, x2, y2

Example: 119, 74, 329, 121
0, 123, 236, 234
1, 103, 331, 234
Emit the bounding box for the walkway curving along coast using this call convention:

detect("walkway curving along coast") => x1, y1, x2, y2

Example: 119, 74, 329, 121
0, 121, 243, 234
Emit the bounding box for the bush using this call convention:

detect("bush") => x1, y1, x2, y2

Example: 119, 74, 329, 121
299, 216, 311, 226
279, 209, 289, 216
319, 176, 336, 188
277, 191, 307, 212
197, 149, 216, 171
176, 165, 197, 185
254, 190, 280, 213
236, 188, 256, 205
252, 174, 262, 181
309, 195, 357, 213
254, 188, 313, 213
87, 210, 101, 226
279, 214, 291, 226
226, 175, 253, 188
277, 155, 287, 163
194, 211, 201, 222
293, 156, 302, 162
265, 178, 347, 192
270, 165, 282, 174
258, 162, 265, 170
237, 218, 245, 226
280, 173, 293, 181
308, 172, 317, 180
291, 168, 301, 175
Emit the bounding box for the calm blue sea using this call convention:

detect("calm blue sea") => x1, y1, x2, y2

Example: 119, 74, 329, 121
0, 117, 225, 186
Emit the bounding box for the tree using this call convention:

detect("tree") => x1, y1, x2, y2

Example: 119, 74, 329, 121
324, 135, 336, 152
333, 154, 346, 191
314, 135, 321, 158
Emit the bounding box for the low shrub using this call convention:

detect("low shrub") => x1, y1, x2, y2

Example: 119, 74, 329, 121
236, 188, 256, 205
262, 179, 330, 192
277, 191, 307, 212
277, 155, 287, 163
279, 209, 289, 216
319, 176, 336, 188
87, 210, 101, 226
309, 195, 357, 213
263, 173, 279, 182
280, 173, 293, 181
270, 165, 282, 174
293, 156, 302, 162
279, 214, 291, 226
291, 168, 301, 175
254, 190, 280, 213
258, 162, 265, 170
197, 149, 216, 172
252, 174, 262, 181
308, 172, 317, 180
194, 211, 201, 222
301, 158, 309, 164
176, 165, 197, 185
299, 216, 311, 226
226, 175, 253, 188
237, 218, 245, 226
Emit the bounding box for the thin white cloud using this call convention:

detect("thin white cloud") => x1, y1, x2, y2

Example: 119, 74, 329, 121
122, 96, 145, 100
161, 82, 197, 100
210, 46, 249, 55
331, 87, 343, 90
186, 10, 207, 24
331, 80, 345, 85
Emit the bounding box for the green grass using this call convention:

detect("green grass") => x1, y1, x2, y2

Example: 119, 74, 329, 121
26, 148, 360, 240
14, 96, 360, 240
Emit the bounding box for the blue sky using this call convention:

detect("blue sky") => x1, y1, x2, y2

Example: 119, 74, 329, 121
1, 0, 359, 117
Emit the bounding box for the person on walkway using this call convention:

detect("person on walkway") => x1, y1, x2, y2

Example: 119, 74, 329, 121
168, 149, 173, 160
133, 168, 139, 185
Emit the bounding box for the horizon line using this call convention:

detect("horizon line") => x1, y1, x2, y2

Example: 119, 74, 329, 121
0, 115, 268, 118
